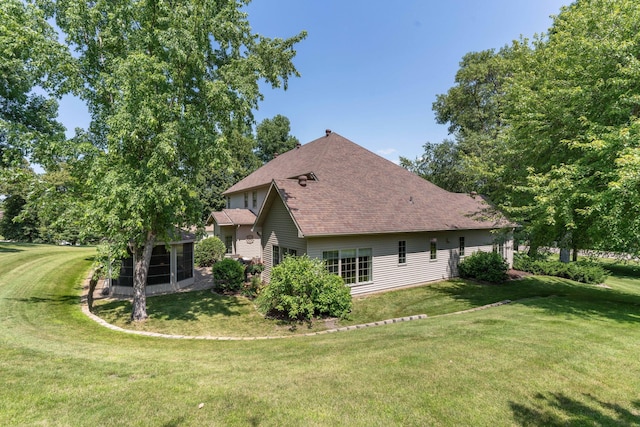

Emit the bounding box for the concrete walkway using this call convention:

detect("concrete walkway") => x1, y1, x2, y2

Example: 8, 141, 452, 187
80, 270, 512, 340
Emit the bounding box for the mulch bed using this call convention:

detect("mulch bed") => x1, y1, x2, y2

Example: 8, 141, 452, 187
507, 269, 532, 280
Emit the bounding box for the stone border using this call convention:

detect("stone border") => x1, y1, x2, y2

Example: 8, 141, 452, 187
81, 271, 512, 340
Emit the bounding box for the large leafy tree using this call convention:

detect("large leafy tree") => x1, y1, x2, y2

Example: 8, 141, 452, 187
255, 114, 299, 163
45, 0, 306, 320
504, 0, 640, 256
0, 0, 74, 241
428, 46, 529, 200
0, 0, 70, 171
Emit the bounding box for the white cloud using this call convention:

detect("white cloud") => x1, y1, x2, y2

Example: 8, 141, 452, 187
377, 148, 397, 156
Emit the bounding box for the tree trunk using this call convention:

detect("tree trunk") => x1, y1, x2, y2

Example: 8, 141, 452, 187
572, 246, 578, 262
130, 232, 156, 321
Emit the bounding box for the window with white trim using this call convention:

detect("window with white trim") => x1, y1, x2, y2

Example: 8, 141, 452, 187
252, 191, 258, 209
430, 239, 437, 260
272, 245, 281, 266
224, 235, 233, 254
459, 237, 465, 257
398, 240, 406, 264
244, 192, 248, 208
323, 248, 372, 285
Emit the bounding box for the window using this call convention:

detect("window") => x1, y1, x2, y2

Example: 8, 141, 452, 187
225, 235, 233, 254
358, 248, 372, 282
430, 239, 437, 260
147, 245, 171, 285
398, 240, 406, 264
493, 241, 505, 258
244, 192, 248, 208
272, 245, 281, 266
226, 196, 230, 209
459, 237, 465, 257
323, 250, 339, 274
323, 248, 372, 285
176, 242, 193, 281
341, 249, 357, 284
252, 191, 258, 209
282, 248, 297, 257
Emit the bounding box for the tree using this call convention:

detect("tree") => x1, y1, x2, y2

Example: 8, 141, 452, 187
47, 0, 306, 320
400, 140, 468, 193
431, 46, 529, 200
0, 0, 70, 171
503, 0, 640, 257
255, 114, 299, 163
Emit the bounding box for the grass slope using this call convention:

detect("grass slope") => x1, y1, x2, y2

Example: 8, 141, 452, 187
1, 242, 640, 426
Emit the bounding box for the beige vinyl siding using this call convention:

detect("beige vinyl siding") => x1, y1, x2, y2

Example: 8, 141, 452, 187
226, 187, 269, 214
307, 229, 507, 295
261, 196, 306, 282
235, 224, 262, 260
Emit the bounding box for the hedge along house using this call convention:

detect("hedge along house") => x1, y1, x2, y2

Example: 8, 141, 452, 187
216, 130, 515, 295
110, 232, 195, 297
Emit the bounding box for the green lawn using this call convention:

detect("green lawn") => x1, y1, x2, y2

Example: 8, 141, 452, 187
2, 242, 640, 426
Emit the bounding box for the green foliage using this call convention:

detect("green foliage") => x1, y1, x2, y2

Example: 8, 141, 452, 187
513, 253, 608, 285
0, 194, 39, 242
212, 258, 245, 293
194, 237, 226, 267
242, 275, 263, 299
256, 255, 352, 321
458, 251, 508, 283
255, 114, 300, 163
45, 0, 305, 319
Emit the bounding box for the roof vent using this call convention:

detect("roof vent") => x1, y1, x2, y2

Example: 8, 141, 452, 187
470, 191, 478, 198
325, 129, 332, 137
296, 142, 301, 149
298, 175, 307, 187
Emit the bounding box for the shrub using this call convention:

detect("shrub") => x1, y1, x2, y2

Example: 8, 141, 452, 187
256, 255, 352, 321
513, 253, 608, 284
458, 251, 508, 283
241, 275, 263, 298
194, 237, 226, 267
212, 258, 245, 293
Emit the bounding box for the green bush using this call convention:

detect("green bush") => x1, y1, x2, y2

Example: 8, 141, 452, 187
212, 258, 245, 293
458, 251, 508, 283
513, 253, 608, 284
194, 237, 226, 267
242, 275, 263, 298
256, 255, 352, 321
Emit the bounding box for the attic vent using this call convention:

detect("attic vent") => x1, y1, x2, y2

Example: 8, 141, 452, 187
325, 129, 332, 136
470, 191, 478, 198
296, 142, 301, 149
298, 175, 307, 187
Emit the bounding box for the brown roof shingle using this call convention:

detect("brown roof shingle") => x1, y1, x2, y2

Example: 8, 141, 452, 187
211, 209, 256, 226
241, 131, 512, 236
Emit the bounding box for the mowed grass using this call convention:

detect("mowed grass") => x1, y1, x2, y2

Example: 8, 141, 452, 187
1, 243, 640, 426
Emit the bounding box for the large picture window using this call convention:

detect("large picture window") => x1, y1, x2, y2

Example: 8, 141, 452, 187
323, 248, 372, 285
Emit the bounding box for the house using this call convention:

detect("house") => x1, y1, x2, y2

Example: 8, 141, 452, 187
212, 130, 514, 295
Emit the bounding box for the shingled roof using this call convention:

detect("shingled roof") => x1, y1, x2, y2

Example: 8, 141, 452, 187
240, 131, 511, 236
211, 209, 256, 226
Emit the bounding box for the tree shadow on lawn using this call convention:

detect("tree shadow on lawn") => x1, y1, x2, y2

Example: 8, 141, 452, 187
510, 391, 640, 426
96, 290, 247, 322
8, 294, 79, 305
433, 277, 640, 324
0, 243, 27, 252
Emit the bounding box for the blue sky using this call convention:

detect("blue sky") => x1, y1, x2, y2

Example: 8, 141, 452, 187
56, 0, 570, 164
